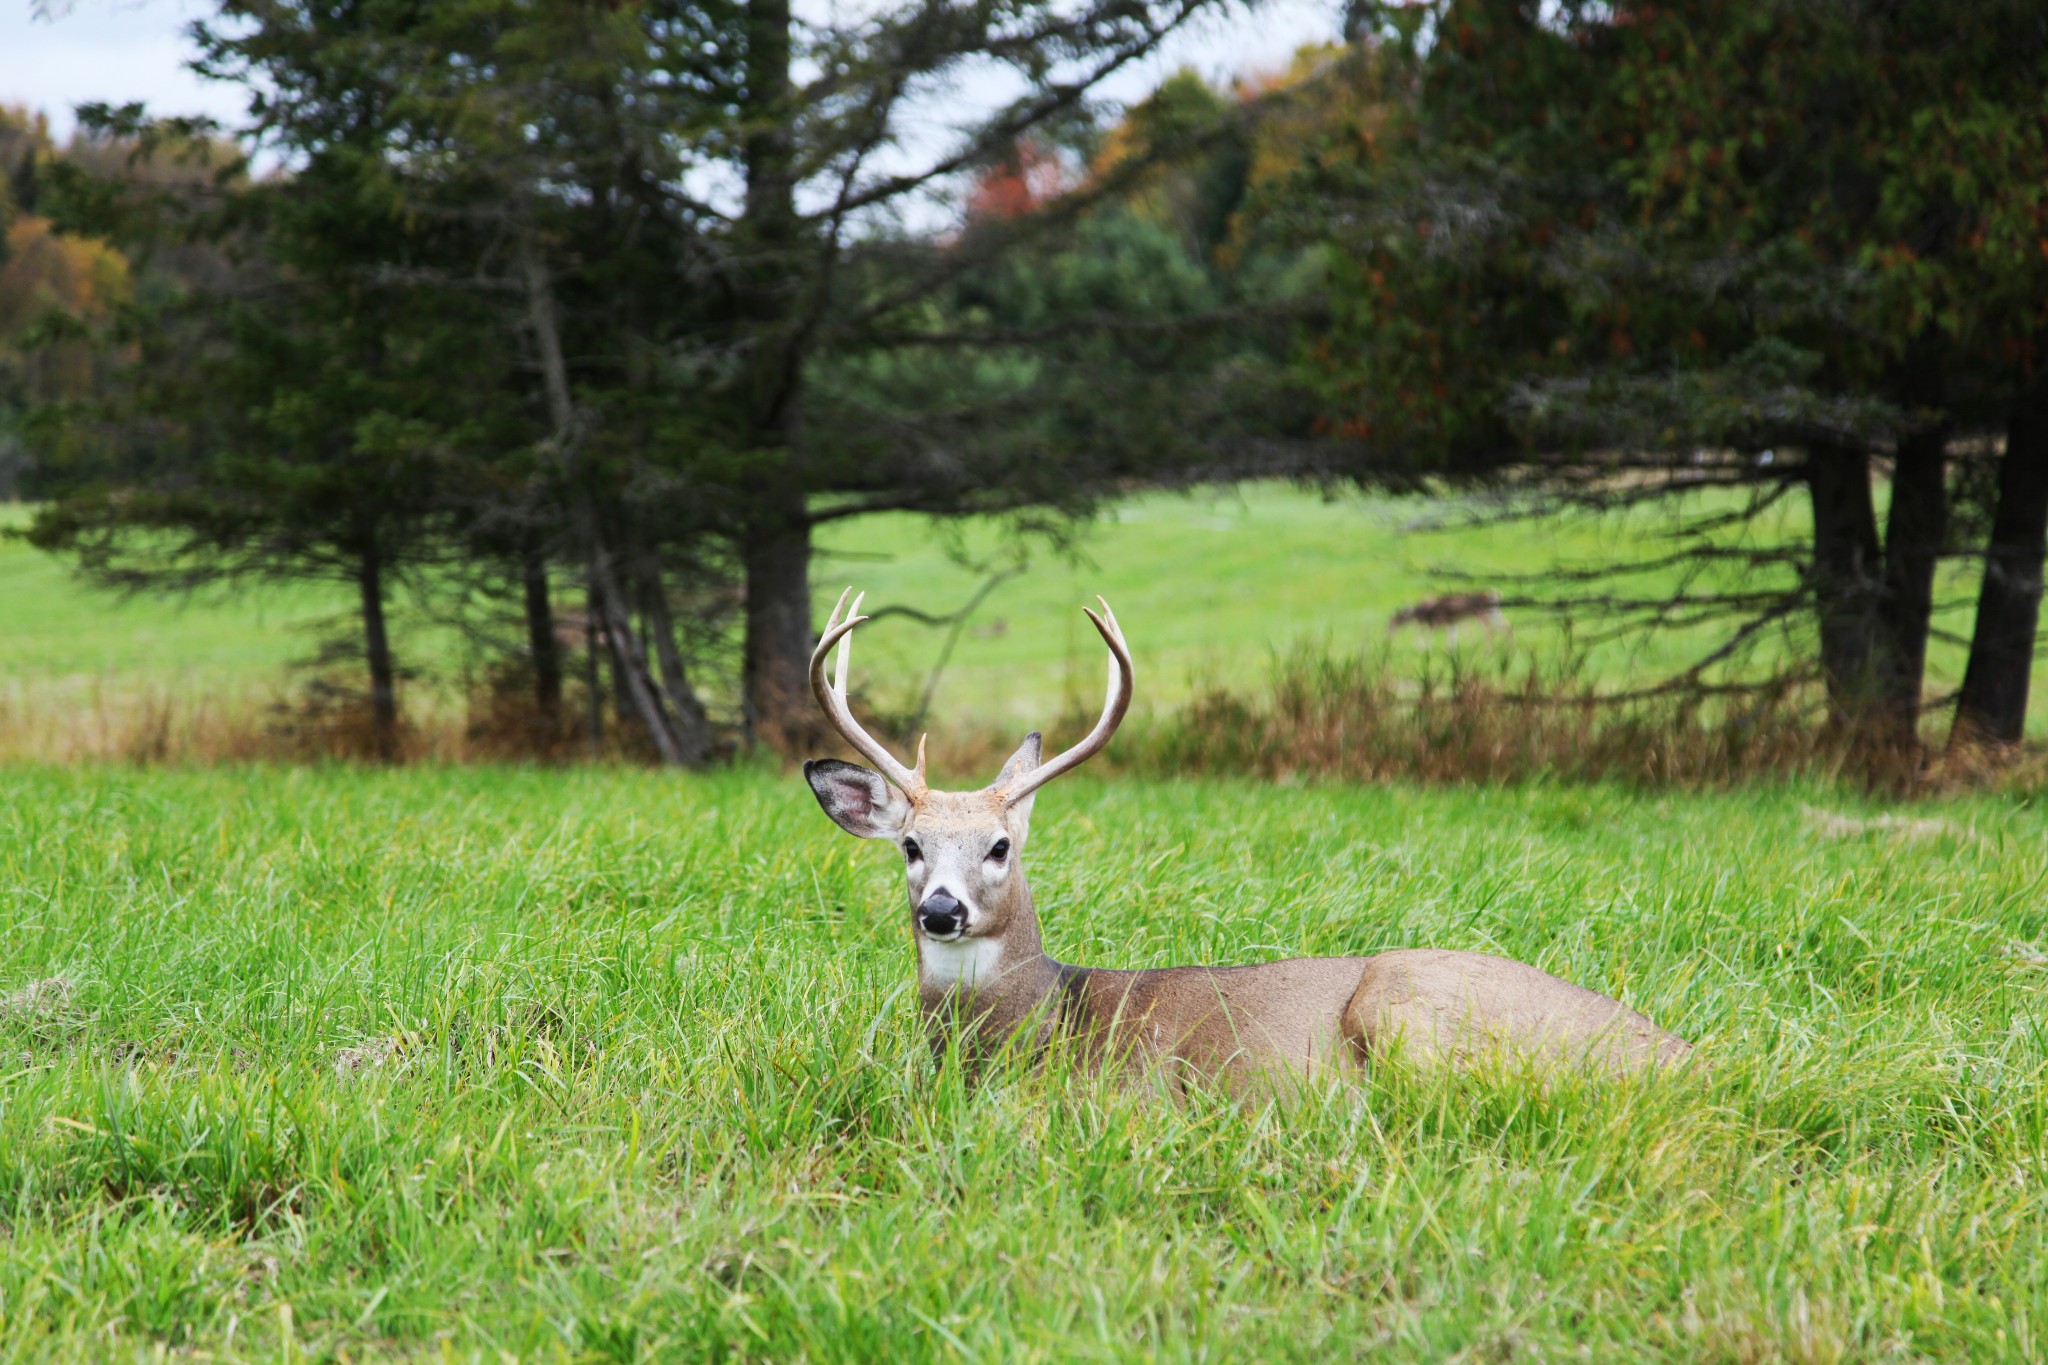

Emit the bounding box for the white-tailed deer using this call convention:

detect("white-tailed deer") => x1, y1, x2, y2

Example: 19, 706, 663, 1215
804, 590, 1689, 1087
1389, 590, 1509, 646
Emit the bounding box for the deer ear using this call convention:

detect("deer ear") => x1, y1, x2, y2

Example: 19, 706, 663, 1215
804, 759, 913, 840
995, 731, 1042, 787
995, 732, 1042, 844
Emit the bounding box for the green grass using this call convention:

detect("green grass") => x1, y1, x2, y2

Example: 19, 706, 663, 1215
0, 504, 363, 692
823, 481, 2021, 731
10, 482, 2028, 738
2, 763, 2045, 1360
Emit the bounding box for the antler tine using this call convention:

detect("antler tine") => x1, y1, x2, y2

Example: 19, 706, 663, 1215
835, 591, 863, 696
822, 585, 853, 644
1001, 596, 1135, 806
808, 586, 928, 801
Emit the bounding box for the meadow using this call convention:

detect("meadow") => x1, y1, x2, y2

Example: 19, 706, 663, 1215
7, 481, 2031, 754
2, 484, 2044, 1360
2, 762, 2045, 1361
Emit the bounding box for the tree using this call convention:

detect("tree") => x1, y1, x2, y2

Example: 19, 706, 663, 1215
1957, 378, 2048, 744
0, 105, 133, 497
1288, 0, 2048, 751
162, 0, 1261, 757
29, 111, 499, 759
707, 0, 1290, 748
33, 0, 741, 763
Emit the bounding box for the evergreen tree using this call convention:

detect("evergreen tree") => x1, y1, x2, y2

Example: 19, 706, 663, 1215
29, 110, 500, 758
1290, 0, 2048, 749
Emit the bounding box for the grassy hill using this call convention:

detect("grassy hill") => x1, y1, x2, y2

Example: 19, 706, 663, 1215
0, 503, 358, 691
1, 483, 2028, 746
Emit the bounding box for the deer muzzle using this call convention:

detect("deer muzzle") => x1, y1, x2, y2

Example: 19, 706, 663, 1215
918, 889, 965, 940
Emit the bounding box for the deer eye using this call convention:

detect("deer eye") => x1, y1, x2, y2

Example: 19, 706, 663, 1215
903, 839, 922, 864
987, 838, 1010, 863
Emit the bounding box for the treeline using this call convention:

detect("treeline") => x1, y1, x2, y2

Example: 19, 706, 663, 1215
5, 0, 2046, 767
6, 0, 1320, 762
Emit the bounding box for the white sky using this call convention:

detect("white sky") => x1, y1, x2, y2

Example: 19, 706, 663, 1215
3, 0, 1343, 144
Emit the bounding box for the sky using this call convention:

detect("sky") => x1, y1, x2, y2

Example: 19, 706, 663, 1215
2, 0, 1344, 145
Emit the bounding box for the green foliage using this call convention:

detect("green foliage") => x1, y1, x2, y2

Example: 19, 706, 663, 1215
817, 208, 1279, 526
16, 0, 756, 755
0, 764, 2044, 1358
1294, 0, 2048, 465
811, 64, 1329, 529
25, 166, 491, 584
1254, 1, 2048, 743
0, 106, 148, 497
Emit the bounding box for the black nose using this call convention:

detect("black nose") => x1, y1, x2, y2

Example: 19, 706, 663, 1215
919, 889, 962, 936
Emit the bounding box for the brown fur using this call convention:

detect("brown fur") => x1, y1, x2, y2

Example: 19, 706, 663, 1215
1389, 590, 1508, 635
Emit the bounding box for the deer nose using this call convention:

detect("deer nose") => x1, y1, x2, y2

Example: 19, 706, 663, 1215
919, 889, 964, 938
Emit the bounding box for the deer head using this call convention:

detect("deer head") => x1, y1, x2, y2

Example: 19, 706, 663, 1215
803, 588, 1134, 985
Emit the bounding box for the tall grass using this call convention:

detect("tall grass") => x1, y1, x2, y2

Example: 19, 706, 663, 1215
0, 675, 629, 766
0, 765, 2043, 1360
1125, 646, 2048, 793
8, 645, 2044, 798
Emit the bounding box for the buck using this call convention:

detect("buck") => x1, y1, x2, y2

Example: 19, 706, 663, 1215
804, 590, 1689, 1087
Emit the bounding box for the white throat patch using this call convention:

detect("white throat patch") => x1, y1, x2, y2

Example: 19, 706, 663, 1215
918, 935, 1005, 989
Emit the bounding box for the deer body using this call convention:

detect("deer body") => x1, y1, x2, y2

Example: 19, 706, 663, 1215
805, 591, 1689, 1087
927, 945, 1385, 1086
1389, 590, 1509, 647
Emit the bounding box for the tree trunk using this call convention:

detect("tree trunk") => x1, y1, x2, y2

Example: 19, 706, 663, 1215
642, 577, 715, 765
1955, 381, 2048, 746
741, 0, 796, 285
737, 0, 816, 751
522, 542, 563, 722
522, 237, 576, 441
1806, 441, 1884, 730
584, 574, 603, 759
590, 550, 690, 766
357, 543, 399, 761
1872, 425, 1948, 749
742, 503, 818, 750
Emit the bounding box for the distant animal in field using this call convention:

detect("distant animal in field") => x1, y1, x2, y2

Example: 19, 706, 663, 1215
550, 609, 611, 653
802, 588, 1689, 1091
1388, 590, 1508, 645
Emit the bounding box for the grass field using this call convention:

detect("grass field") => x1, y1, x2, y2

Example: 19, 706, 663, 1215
8, 482, 2029, 744
3, 763, 2045, 1360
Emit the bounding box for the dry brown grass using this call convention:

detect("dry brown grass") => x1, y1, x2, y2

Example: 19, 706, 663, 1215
0, 678, 275, 764
0, 668, 671, 765
1798, 804, 1971, 842
0, 974, 74, 1022
0, 675, 529, 764
1101, 648, 2048, 796
3, 652, 2042, 796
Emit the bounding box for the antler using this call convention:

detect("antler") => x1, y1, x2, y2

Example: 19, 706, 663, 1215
1000, 597, 1134, 806
809, 586, 929, 802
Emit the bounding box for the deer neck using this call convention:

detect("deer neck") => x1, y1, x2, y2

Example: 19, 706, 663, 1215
916, 874, 1062, 1035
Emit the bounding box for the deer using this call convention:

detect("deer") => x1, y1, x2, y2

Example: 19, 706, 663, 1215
1388, 590, 1509, 646
803, 589, 1690, 1090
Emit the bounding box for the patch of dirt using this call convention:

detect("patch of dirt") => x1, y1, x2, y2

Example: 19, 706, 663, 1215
333, 1036, 403, 1078
239, 1250, 282, 1302
1, 976, 75, 1022
1800, 805, 1967, 841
